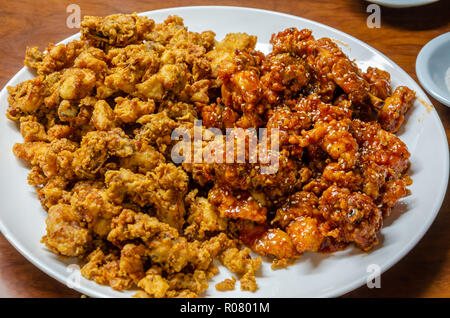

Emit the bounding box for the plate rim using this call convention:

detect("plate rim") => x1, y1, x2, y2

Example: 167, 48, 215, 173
0, 5, 448, 298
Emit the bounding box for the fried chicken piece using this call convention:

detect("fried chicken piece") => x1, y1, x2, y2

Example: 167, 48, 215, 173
261, 52, 311, 103
72, 128, 134, 178
184, 196, 228, 240
363, 67, 391, 100
107, 209, 173, 244
252, 228, 298, 261
184, 127, 304, 199
71, 134, 107, 178
105, 43, 160, 94
36, 175, 70, 209
136, 63, 189, 101
197, 103, 239, 129
13, 138, 78, 180
159, 101, 198, 123
105, 164, 188, 230
266, 105, 311, 154
158, 27, 213, 83
206, 32, 257, 77
24, 40, 87, 75
351, 119, 410, 175
104, 168, 155, 206
219, 49, 264, 107
378, 86, 415, 133
119, 144, 165, 174
185, 79, 212, 104
219, 247, 261, 292
200, 232, 237, 259
287, 216, 324, 253
330, 57, 370, 105
293, 94, 352, 123
81, 248, 134, 290
208, 185, 268, 224
42, 203, 91, 257
318, 185, 383, 251
322, 162, 363, 191
359, 161, 388, 200
166, 270, 210, 295
24, 46, 43, 70
91, 100, 115, 131
73, 47, 108, 74
137, 273, 170, 298
114, 97, 156, 123
107, 209, 212, 273
270, 28, 313, 56
215, 277, 236, 291
273, 191, 320, 228
136, 262, 208, 298
293, 119, 358, 169
81, 13, 155, 48
134, 111, 180, 155
7, 76, 46, 118
59, 68, 96, 100
308, 37, 369, 105
119, 243, 147, 284
19, 115, 48, 142
47, 124, 72, 141
236, 219, 300, 266
218, 49, 266, 128
270, 28, 374, 107
377, 177, 411, 217
70, 181, 122, 237
150, 163, 189, 230
145, 15, 187, 45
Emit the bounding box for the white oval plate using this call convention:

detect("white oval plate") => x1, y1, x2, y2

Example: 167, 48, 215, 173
366, 0, 439, 8
0, 6, 448, 298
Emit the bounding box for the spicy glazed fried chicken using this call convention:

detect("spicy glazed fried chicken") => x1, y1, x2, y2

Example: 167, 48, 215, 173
6, 13, 415, 297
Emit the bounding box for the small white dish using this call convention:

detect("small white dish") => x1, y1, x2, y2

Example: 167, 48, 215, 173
416, 32, 450, 107
366, 0, 439, 8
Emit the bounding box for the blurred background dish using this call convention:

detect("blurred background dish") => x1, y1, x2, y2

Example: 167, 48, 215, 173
366, 0, 439, 8
416, 32, 450, 107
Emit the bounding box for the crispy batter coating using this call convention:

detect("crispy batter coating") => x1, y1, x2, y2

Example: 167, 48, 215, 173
215, 277, 236, 291
220, 247, 261, 292
287, 217, 324, 253
42, 203, 91, 257
81, 13, 155, 48
7, 13, 414, 297
378, 86, 416, 133
209, 185, 268, 224
104, 165, 188, 231
184, 196, 228, 240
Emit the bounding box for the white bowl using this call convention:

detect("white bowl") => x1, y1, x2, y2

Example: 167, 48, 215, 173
416, 32, 450, 107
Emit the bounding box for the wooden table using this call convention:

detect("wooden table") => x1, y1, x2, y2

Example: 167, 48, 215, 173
0, 0, 449, 298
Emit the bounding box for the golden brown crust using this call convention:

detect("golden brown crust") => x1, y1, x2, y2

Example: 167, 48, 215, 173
215, 277, 236, 291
